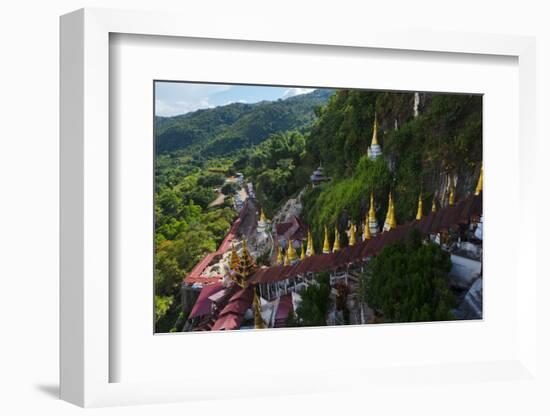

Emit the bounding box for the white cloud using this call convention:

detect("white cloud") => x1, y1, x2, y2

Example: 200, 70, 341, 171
282, 87, 315, 99
155, 83, 231, 116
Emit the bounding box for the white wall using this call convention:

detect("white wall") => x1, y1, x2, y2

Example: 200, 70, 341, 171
1, 1, 549, 414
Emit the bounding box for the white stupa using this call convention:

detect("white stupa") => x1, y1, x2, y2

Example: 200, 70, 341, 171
368, 115, 382, 161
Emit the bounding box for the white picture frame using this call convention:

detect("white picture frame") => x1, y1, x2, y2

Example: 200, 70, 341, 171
60, 8, 538, 408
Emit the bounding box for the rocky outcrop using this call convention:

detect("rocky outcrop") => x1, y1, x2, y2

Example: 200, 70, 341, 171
272, 188, 306, 225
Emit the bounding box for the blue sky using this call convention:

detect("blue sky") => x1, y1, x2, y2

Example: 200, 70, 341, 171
155, 82, 315, 117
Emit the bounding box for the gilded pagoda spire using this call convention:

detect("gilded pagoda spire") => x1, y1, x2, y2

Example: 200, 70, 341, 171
475, 165, 483, 195
363, 214, 372, 240
300, 241, 306, 260
253, 289, 266, 329
367, 192, 378, 236
368, 114, 383, 160
389, 199, 397, 229
283, 251, 290, 266
333, 228, 341, 252
230, 243, 241, 271
371, 113, 379, 146
276, 244, 283, 265
349, 224, 357, 246
369, 192, 376, 221
287, 240, 297, 262
306, 229, 315, 256
237, 239, 257, 284
322, 225, 331, 254
383, 192, 397, 231
259, 208, 267, 222
431, 198, 437, 213
416, 193, 423, 220
383, 192, 392, 231
448, 187, 455, 206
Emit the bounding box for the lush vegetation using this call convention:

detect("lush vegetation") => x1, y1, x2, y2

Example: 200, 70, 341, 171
287, 272, 331, 327
154, 89, 333, 332
155, 89, 333, 157
298, 90, 482, 250
155, 153, 240, 331
154, 86, 482, 331
360, 230, 455, 322
233, 130, 315, 213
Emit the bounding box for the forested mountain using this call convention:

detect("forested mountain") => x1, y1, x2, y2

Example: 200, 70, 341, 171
155, 88, 334, 156
154, 86, 482, 332
235, 89, 482, 249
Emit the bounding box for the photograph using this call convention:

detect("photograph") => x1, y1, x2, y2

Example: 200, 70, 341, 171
153, 82, 483, 333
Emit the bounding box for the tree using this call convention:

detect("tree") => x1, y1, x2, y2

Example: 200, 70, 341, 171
197, 172, 225, 188
361, 230, 454, 323
289, 272, 331, 327
221, 181, 239, 195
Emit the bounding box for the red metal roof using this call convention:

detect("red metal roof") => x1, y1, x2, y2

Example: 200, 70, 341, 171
188, 282, 224, 319
184, 200, 250, 285
275, 222, 294, 235
249, 194, 482, 285
218, 287, 253, 317
211, 313, 243, 331
274, 293, 294, 322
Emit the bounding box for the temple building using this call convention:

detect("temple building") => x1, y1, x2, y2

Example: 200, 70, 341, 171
367, 115, 383, 161
182, 166, 484, 331
310, 165, 331, 187
275, 215, 307, 254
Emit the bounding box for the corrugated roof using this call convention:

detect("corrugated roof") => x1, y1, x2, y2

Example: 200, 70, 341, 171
249, 194, 481, 284
188, 282, 224, 319
184, 200, 250, 285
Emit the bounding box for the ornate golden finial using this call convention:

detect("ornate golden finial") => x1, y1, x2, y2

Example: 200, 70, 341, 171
259, 208, 267, 222
349, 224, 357, 246
230, 243, 241, 271
276, 244, 283, 265
369, 192, 376, 222
253, 289, 266, 329
431, 198, 437, 213
239, 239, 257, 274
333, 228, 341, 252
300, 241, 306, 260
371, 114, 379, 146
283, 251, 290, 266
416, 193, 423, 220
475, 165, 483, 195
322, 225, 331, 254
287, 240, 297, 262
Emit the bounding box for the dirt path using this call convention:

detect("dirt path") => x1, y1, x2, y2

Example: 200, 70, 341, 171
208, 192, 225, 208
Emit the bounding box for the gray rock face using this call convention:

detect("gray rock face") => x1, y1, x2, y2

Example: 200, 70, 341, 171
272, 188, 305, 225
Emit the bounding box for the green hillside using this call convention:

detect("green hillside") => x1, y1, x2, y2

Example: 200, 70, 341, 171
155, 88, 334, 157
234, 89, 482, 248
